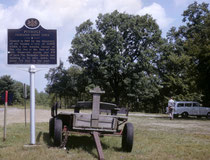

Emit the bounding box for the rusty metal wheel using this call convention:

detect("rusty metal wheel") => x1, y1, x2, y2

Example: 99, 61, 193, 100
207, 112, 210, 119
122, 123, 134, 152
181, 112, 188, 119
54, 118, 62, 146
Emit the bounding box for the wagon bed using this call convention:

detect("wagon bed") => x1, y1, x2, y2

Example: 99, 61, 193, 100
49, 87, 134, 160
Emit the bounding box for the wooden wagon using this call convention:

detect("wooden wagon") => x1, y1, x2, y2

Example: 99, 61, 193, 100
49, 87, 134, 160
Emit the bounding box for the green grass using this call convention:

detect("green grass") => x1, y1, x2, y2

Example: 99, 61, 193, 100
0, 116, 210, 160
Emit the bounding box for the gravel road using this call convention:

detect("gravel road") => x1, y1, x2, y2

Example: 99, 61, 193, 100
0, 107, 51, 126
1, 107, 210, 135
0, 107, 166, 126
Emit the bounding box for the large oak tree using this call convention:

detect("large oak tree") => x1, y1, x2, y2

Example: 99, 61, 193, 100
69, 11, 163, 110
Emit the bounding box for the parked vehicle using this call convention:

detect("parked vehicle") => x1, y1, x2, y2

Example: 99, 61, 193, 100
166, 101, 210, 119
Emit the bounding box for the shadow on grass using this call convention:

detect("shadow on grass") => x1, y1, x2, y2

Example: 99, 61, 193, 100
43, 132, 54, 147
0, 146, 6, 149
68, 135, 110, 158
113, 146, 123, 152
42, 132, 112, 158
36, 132, 42, 144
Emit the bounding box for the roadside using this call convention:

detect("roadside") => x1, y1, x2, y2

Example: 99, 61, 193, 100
0, 107, 51, 126
1, 107, 210, 160
0, 107, 167, 126
1, 107, 210, 135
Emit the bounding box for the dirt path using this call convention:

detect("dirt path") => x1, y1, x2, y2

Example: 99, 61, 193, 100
1, 108, 210, 135
0, 107, 51, 126
0, 108, 166, 126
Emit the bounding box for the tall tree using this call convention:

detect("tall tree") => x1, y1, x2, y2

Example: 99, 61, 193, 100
158, 2, 209, 106
158, 27, 202, 102
69, 11, 163, 110
0, 75, 24, 104
45, 62, 89, 107
0, 75, 15, 104
182, 2, 210, 105
45, 61, 67, 103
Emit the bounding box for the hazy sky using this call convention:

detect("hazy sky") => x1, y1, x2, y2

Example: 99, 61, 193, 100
0, 0, 209, 92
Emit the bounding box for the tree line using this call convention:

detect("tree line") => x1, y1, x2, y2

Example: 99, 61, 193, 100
0, 75, 49, 106
1, 2, 209, 113
46, 2, 210, 112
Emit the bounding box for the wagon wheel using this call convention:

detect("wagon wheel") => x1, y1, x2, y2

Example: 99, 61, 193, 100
181, 112, 188, 119
54, 118, 63, 146
49, 118, 54, 138
173, 114, 179, 118
122, 123, 134, 152
207, 112, 210, 119
197, 115, 202, 119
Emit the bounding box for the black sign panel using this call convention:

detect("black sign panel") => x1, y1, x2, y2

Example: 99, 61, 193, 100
8, 19, 57, 65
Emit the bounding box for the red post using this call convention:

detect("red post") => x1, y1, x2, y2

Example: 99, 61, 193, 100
5, 90, 8, 103
3, 90, 8, 141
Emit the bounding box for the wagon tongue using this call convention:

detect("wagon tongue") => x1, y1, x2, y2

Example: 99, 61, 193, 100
92, 131, 105, 160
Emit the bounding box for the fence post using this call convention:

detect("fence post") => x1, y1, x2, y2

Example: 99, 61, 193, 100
3, 90, 8, 141
24, 83, 27, 127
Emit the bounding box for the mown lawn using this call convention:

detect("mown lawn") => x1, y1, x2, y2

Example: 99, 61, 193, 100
0, 115, 210, 160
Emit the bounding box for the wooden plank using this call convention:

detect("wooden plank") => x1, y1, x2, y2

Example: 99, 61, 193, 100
90, 87, 105, 128
91, 95, 100, 127
74, 114, 91, 128
75, 114, 91, 121
75, 121, 91, 127
92, 131, 105, 160
72, 126, 116, 132
92, 94, 100, 119
73, 114, 118, 129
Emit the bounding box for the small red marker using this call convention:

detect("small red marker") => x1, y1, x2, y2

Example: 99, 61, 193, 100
5, 91, 8, 103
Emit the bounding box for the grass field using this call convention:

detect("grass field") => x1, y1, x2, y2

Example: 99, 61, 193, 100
0, 114, 210, 160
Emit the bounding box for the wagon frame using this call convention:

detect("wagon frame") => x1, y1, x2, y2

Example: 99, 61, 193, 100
49, 87, 134, 160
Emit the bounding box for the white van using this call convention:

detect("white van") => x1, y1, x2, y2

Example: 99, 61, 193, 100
166, 101, 210, 118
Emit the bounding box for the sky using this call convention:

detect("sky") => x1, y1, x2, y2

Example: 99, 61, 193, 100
0, 0, 209, 92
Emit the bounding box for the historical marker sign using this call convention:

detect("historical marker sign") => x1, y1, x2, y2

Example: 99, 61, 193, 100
8, 18, 57, 65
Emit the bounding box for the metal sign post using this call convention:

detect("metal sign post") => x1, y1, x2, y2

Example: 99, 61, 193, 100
29, 65, 36, 144
7, 18, 57, 145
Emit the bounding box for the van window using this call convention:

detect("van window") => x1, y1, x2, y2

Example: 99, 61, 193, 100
193, 103, 200, 107
185, 103, 192, 107
177, 103, 184, 107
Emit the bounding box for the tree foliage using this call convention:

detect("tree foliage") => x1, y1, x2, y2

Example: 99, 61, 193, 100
0, 75, 48, 106
182, 2, 210, 105
45, 61, 89, 107
0, 75, 16, 104
157, 2, 210, 107
45, 2, 210, 111
69, 11, 163, 111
